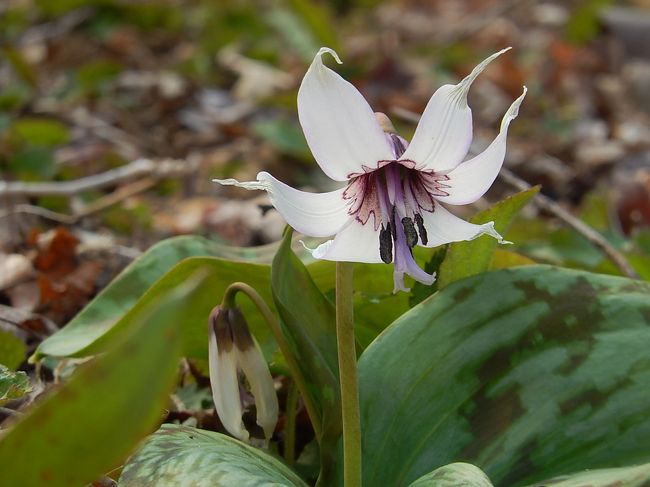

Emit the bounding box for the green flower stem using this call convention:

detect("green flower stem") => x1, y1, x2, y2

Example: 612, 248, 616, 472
222, 282, 322, 440
336, 262, 361, 487
284, 380, 299, 466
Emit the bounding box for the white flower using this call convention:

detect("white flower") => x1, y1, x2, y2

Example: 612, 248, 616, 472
216, 47, 526, 292
208, 305, 278, 444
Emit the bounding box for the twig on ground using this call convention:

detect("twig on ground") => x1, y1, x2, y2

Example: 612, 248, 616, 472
0, 158, 194, 226
0, 158, 188, 198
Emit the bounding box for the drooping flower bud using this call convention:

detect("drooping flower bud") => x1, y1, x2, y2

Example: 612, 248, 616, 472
208, 305, 279, 444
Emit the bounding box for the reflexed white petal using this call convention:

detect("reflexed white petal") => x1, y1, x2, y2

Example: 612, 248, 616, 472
298, 47, 393, 181
434, 87, 527, 205
420, 204, 506, 248
257, 172, 349, 237
311, 219, 382, 263
208, 324, 249, 442
401, 48, 512, 173
238, 341, 279, 442
214, 172, 350, 237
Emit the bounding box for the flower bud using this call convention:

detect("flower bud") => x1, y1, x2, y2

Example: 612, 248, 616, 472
208, 305, 279, 443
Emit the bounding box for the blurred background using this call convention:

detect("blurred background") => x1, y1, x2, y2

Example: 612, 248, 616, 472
1, 0, 650, 333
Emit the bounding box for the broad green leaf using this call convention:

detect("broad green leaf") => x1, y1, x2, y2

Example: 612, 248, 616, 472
0, 329, 27, 370
0, 365, 30, 405
34, 236, 278, 360
0, 272, 206, 487
407, 463, 493, 487
359, 265, 650, 487
119, 424, 308, 487
38, 257, 275, 362
437, 187, 539, 288
526, 462, 650, 487
271, 230, 340, 483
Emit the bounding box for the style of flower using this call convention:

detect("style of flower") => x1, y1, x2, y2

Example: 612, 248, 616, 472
216, 47, 526, 292
208, 305, 278, 444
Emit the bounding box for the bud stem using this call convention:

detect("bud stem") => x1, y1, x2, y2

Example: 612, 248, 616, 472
222, 282, 322, 440
336, 262, 362, 487
284, 380, 299, 466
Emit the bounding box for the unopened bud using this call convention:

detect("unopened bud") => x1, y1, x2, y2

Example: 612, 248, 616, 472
375, 112, 396, 133
208, 305, 279, 444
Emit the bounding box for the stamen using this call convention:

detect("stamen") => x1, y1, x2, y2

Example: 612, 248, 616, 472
414, 213, 428, 246
379, 223, 393, 264
401, 217, 418, 248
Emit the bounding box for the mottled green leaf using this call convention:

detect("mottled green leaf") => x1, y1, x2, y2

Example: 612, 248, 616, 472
271, 230, 340, 483
119, 424, 308, 487
438, 187, 539, 288
0, 329, 27, 370
0, 365, 30, 405
407, 463, 493, 487
525, 462, 650, 487
0, 273, 206, 487
359, 265, 650, 487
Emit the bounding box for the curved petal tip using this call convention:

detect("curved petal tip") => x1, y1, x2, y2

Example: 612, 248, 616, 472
456, 47, 513, 99
315, 47, 342, 65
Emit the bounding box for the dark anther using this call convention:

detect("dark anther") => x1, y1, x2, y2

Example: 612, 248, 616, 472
379, 223, 393, 264
414, 213, 428, 246
402, 217, 418, 248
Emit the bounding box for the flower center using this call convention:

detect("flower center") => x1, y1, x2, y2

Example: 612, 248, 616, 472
342, 128, 450, 291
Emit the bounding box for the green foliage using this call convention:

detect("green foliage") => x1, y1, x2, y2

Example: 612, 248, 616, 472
11, 118, 70, 146
0, 273, 206, 487
0, 365, 30, 405
566, 0, 613, 44
438, 187, 539, 288
35, 260, 276, 363
525, 462, 650, 487
252, 119, 311, 160
6, 146, 56, 180
271, 230, 341, 483
119, 424, 308, 487
0, 329, 27, 371
34, 235, 405, 362
407, 463, 493, 487
75, 60, 122, 96
358, 265, 650, 487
